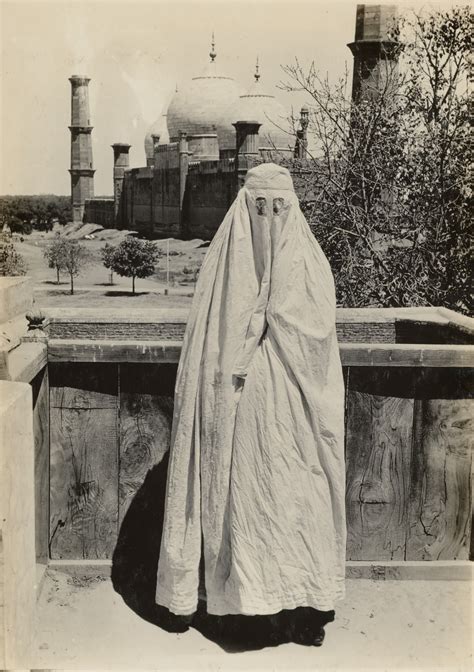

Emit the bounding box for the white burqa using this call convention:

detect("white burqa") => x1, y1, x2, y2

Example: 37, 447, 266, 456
156, 163, 346, 616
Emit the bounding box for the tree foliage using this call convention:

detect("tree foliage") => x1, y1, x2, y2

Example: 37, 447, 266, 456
44, 238, 65, 284
44, 238, 90, 294
62, 241, 91, 295
282, 6, 472, 313
108, 237, 161, 294
0, 195, 72, 233
100, 243, 116, 285
0, 240, 27, 276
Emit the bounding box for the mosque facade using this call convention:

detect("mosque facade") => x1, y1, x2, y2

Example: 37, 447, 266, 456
78, 4, 398, 239
83, 46, 302, 239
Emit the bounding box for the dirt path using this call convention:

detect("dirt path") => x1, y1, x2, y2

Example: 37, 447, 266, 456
35, 569, 472, 671
16, 234, 205, 309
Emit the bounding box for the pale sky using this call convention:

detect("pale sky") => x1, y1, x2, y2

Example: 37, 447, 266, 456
0, 0, 456, 195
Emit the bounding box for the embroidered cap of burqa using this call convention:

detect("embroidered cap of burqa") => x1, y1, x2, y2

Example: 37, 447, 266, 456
156, 163, 346, 616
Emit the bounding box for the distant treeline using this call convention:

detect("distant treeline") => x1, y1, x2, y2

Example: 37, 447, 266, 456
0, 195, 72, 233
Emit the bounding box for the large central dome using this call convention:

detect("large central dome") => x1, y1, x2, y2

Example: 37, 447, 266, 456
166, 49, 243, 151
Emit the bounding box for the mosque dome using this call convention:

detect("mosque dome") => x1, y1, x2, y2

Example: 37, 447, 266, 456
144, 113, 169, 163
166, 40, 243, 151
236, 63, 292, 151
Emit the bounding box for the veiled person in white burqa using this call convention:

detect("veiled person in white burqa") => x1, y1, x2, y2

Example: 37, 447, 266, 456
156, 162, 346, 647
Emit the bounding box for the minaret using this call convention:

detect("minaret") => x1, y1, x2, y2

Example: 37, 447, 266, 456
294, 106, 309, 159
151, 134, 161, 168
112, 143, 131, 227
348, 5, 399, 103
210, 31, 216, 63
69, 76, 95, 223
234, 57, 263, 161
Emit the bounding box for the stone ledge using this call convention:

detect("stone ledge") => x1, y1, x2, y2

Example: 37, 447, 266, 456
0, 316, 32, 380
340, 342, 474, 367
46, 339, 474, 367
47, 559, 473, 581
346, 560, 473, 581
6, 342, 48, 382
44, 307, 189, 323
48, 339, 182, 363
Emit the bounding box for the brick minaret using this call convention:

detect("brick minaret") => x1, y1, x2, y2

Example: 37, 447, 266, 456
294, 106, 309, 159
112, 143, 131, 227
233, 120, 262, 192
348, 5, 399, 103
69, 76, 95, 223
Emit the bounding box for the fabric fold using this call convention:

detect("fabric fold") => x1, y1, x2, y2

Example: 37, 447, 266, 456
156, 163, 346, 616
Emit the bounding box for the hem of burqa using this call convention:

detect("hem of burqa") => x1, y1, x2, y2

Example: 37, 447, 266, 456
111, 451, 336, 653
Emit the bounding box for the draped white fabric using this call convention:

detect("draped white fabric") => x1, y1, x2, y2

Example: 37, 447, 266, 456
155, 163, 346, 616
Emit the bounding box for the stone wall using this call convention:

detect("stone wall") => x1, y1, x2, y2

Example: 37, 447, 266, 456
121, 161, 236, 240
182, 160, 236, 239
121, 166, 181, 237
47, 321, 186, 341
0, 380, 36, 668
43, 307, 474, 345
152, 168, 181, 236
131, 172, 154, 235
84, 197, 114, 228
0, 276, 32, 324
47, 316, 398, 343
116, 157, 322, 241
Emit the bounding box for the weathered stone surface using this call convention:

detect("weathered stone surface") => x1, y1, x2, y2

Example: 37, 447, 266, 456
0, 276, 32, 323
65, 222, 104, 239
69, 76, 95, 223
0, 381, 36, 669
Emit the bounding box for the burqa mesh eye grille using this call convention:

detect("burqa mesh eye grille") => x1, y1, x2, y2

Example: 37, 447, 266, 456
255, 197, 267, 216
273, 197, 284, 214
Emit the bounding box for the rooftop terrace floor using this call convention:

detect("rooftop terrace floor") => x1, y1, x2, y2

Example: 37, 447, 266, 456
34, 569, 472, 671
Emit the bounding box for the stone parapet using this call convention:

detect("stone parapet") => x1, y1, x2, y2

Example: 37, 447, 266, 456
0, 276, 32, 323
0, 277, 48, 382
41, 306, 474, 345
0, 380, 36, 669
42, 308, 188, 341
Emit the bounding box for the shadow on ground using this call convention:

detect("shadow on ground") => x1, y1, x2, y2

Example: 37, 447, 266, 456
111, 453, 334, 652
105, 290, 150, 297
41, 289, 87, 296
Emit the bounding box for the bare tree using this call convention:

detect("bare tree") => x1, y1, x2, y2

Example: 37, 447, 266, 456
281, 6, 472, 313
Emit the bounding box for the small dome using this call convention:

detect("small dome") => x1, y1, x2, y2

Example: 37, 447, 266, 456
166, 57, 243, 151
236, 76, 292, 151
144, 114, 169, 162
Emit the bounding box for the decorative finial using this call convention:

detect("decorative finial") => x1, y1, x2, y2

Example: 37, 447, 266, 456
254, 56, 260, 82
210, 32, 216, 62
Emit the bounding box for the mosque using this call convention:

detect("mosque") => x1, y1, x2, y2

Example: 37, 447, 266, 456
70, 4, 398, 239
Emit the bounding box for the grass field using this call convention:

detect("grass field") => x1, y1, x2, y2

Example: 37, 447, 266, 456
16, 232, 208, 312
